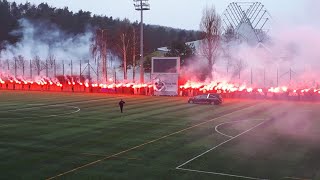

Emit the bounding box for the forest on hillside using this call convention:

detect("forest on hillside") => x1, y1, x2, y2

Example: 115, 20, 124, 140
0, 0, 201, 55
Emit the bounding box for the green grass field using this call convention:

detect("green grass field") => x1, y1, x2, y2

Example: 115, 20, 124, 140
0, 90, 319, 180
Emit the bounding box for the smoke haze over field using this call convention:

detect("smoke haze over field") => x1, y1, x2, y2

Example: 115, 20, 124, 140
1, 19, 92, 62
1, 1, 320, 87
180, 0, 320, 89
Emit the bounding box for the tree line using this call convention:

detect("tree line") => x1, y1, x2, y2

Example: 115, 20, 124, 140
0, 0, 201, 49
0, 0, 244, 82
0, 0, 202, 79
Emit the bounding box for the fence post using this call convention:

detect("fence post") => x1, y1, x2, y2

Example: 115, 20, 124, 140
264, 68, 266, 87
80, 60, 82, 80
250, 68, 253, 85
277, 68, 279, 87
71, 60, 73, 77
7, 59, 9, 72
30, 59, 32, 79
97, 60, 99, 83
63, 60, 65, 76
54, 58, 56, 77
46, 58, 48, 77
14, 58, 17, 78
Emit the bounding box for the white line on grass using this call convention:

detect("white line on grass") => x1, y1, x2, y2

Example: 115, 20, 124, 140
177, 167, 269, 180
44, 105, 81, 117
214, 119, 265, 138
283, 177, 312, 180
176, 119, 269, 169
0, 124, 17, 128
0, 104, 81, 119
46, 103, 261, 180
0, 98, 114, 113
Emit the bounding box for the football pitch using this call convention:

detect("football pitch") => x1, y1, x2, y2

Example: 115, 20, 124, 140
0, 91, 319, 180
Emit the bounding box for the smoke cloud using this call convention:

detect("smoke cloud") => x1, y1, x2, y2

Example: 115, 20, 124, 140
182, 1, 320, 89
2, 19, 92, 62
0, 19, 93, 79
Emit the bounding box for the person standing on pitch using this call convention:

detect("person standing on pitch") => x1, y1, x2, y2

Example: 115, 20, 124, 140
119, 99, 125, 113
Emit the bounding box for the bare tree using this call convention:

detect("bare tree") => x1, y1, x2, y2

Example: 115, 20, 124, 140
224, 26, 237, 43
118, 32, 131, 80
222, 26, 238, 75
32, 56, 46, 76
200, 5, 222, 79
222, 47, 233, 75
46, 54, 56, 77
10, 58, 17, 77
232, 59, 247, 80
15, 55, 28, 77
115, 19, 136, 82
91, 29, 108, 83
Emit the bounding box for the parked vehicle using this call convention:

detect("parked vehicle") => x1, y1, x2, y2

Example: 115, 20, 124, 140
188, 94, 223, 105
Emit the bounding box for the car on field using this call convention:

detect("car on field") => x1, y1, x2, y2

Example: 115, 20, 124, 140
188, 94, 223, 105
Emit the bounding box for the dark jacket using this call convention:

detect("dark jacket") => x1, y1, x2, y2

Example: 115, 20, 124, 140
119, 100, 125, 107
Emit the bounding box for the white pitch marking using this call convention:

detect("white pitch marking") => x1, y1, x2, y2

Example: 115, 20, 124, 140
44, 105, 81, 117
46, 104, 262, 180
177, 167, 269, 180
0, 103, 81, 118
0, 98, 113, 112
0, 124, 16, 128
283, 177, 312, 180
25, 104, 81, 117
176, 119, 269, 169
214, 119, 265, 138
215, 124, 234, 138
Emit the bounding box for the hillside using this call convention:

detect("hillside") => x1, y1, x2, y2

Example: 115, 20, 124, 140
0, 0, 201, 54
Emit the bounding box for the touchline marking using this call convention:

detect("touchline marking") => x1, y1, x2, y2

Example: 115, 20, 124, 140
46, 103, 260, 179
214, 119, 265, 138
176, 119, 269, 169
177, 167, 269, 180
283, 177, 312, 180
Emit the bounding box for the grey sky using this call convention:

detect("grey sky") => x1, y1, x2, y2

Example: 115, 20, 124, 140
8, 0, 314, 30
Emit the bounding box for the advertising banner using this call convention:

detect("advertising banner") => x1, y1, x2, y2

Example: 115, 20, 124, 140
152, 73, 179, 96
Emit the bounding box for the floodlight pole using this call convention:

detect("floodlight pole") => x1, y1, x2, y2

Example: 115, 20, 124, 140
140, 9, 144, 83
134, 0, 150, 83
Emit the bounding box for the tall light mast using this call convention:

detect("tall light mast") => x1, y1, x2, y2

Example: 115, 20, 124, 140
133, 0, 150, 83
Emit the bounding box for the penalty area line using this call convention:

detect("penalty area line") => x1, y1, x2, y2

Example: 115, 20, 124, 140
176, 167, 269, 180
176, 119, 269, 169
46, 103, 260, 180
214, 119, 265, 138
283, 177, 312, 180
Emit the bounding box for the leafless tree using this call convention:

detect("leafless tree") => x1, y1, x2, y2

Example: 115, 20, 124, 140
224, 26, 237, 43
91, 29, 108, 83
222, 47, 233, 75
32, 56, 46, 76
114, 19, 136, 81
118, 32, 131, 80
46, 54, 57, 77
200, 5, 222, 78
233, 59, 247, 80
222, 26, 238, 76
15, 55, 28, 77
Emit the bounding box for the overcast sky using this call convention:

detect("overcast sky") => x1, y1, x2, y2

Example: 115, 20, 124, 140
8, 0, 317, 30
